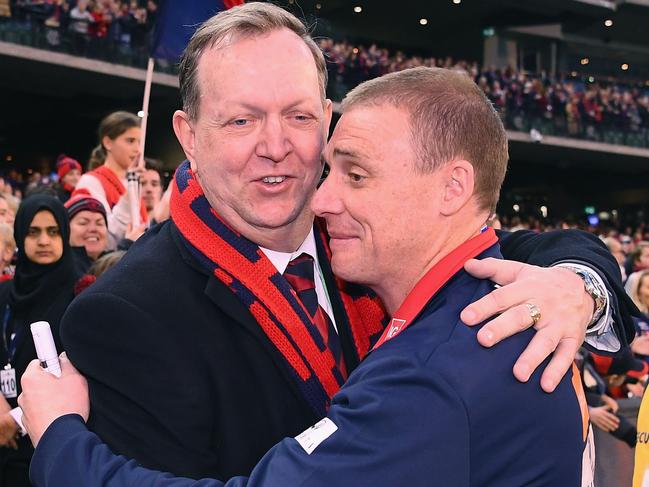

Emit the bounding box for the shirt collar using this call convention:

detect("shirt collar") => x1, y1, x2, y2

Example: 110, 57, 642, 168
259, 228, 319, 274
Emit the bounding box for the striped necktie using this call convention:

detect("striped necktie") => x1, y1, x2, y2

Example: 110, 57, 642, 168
284, 253, 347, 381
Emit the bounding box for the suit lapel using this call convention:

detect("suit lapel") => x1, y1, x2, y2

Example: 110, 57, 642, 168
203, 276, 259, 331
202, 274, 319, 422
171, 219, 346, 417
172, 224, 289, 365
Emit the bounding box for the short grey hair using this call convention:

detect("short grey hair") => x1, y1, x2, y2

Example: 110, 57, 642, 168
342, 67, 509, 212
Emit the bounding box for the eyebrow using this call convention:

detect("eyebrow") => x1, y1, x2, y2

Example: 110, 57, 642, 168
284, 99, 319, 111
28, 225, 59, 230
333, 148, 364, 159
229, 102, 263, 113
224, 98, 317, 114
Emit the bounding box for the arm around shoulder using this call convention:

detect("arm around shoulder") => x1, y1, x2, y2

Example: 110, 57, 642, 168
32, 415, 232, 487
60, 290, 220, 477
496, 228, 637, 348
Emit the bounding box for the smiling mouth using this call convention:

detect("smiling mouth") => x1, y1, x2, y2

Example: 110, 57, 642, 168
262, 176, 287, 184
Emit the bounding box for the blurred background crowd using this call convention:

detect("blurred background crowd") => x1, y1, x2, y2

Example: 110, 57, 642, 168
2, 0, 157, 63
320, 37, 649, 147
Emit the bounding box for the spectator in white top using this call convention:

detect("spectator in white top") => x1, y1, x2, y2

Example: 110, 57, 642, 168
73, 111, 144, 249
69, 0, 94, 35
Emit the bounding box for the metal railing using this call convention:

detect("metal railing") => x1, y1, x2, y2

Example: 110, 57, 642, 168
0, 16, 176, 73
503, 111, 649, 149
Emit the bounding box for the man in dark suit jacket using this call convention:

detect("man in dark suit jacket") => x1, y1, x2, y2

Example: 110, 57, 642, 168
54, 3, 635, 482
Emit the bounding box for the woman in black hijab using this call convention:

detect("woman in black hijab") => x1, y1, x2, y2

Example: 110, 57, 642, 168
0, 194, 80, 486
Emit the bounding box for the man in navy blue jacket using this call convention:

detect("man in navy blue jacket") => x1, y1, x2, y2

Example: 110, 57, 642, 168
20, 66, 594, 486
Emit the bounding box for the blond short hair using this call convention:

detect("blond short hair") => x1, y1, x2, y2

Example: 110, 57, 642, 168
89, 250, 126, 278
342, 67, 509, 212
4, 194, 19, 215
179, 2, 327, 121
0, 223, 15, 254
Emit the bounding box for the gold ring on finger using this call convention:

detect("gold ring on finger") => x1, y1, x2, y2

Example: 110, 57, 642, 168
525, 303, 541, 327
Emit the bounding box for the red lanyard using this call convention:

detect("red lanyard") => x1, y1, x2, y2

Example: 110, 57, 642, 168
371, 227, 498, 352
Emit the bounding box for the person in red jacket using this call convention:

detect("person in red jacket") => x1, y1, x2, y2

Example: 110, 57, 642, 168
53, 154, 82, 204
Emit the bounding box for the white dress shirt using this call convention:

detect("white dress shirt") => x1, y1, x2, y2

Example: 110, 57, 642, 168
260, 229, 337, 332
554, 262, 618, 352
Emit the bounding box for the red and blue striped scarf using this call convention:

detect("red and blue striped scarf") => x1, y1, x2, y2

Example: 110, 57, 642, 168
170, 161, 387, 417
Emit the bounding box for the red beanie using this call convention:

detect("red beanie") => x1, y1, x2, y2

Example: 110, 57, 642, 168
56, 154, 82, 180
64, 194, 107, 224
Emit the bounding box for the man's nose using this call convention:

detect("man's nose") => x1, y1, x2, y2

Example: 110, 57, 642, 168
311, 172, 344, 217
256, 117, 291, 163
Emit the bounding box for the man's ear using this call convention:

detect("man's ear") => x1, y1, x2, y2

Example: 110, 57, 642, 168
172, 110, 198, 172
323, 99, 333, 142
440, 160, 475, 216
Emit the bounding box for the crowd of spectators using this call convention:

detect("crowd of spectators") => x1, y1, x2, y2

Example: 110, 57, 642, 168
496, 214, 647, 239
2, 7, 649, 145
2, 0, 157, 60
478, 67, 649, 145
0, 133, 170, 482
318, 39, 649, 147
0, 153, 167, 281
317, 38, 480, 96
